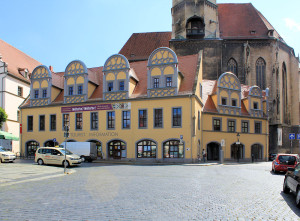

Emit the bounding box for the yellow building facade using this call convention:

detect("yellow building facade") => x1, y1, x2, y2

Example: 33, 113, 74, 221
20, 47, 268, 163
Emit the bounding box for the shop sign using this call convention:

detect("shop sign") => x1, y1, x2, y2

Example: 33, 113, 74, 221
61, 103, 131, 113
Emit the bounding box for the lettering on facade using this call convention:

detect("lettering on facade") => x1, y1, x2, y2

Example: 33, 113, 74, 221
61, 103, 131, 113
70, 132, 119, 138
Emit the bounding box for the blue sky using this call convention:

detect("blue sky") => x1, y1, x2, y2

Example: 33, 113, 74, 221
1, 0, 299, 72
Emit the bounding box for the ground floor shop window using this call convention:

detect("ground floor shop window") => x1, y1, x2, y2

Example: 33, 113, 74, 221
108, 140, 126, 159
26, 141, 39, 157
137, 140, 156, 158
163, 140, 184, 158
89, 140, 102, 158
44, 140, 59, 147
251, 144, 263, 160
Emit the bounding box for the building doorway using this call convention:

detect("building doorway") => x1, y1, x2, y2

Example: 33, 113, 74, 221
251, 144, 263, 160
206, 142, 220, 161
231, 143, 244, 161
26, 140, 39, 157
44, 140, 59, 147
108, 140, 126, 159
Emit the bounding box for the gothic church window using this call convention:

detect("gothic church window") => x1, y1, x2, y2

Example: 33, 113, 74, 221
227, 58, 238, 76
256, 58, 266, 89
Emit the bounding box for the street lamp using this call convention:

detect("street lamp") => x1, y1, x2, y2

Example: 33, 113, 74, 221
236, 132, 240, 145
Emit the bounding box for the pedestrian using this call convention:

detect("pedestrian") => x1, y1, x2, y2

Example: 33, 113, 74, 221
202, 149, 206, 163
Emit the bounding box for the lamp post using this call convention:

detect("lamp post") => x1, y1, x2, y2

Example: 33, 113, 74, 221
236, 132, 240, 162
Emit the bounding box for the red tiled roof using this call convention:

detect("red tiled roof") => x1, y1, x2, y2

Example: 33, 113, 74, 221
119, 32, 171, 62
0, 39, 42, 83
218, 3, 283, 40
203, 95, 218, 113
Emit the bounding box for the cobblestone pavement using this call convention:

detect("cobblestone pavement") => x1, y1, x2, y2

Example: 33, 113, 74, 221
1, 161, 300, 220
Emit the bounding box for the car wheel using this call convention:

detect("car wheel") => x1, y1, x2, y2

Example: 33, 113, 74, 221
296, 188, 300, 208
283, 178, 290, 194
80, 156, 85, 162
63, 160, 70, 168
37, 159, 44, 165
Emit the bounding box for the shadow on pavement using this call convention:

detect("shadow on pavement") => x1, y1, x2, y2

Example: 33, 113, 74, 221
269, 170, 285, 176
280, 192, 300, 217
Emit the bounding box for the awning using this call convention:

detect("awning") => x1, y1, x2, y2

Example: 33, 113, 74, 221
0, 131, 19, 141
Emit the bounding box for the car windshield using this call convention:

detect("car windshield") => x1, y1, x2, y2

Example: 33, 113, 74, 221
0, 147, 8, 152
59, 149, 73, 155
278, 155, 296, 165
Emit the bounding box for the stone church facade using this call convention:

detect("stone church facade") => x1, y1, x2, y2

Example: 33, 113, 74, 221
120, 0, 300, 154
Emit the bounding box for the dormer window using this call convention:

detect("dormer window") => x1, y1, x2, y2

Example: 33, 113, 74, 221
119, 81, 124, 91
253, 102, 258, 110
108, 82, 114, 91
42, 89, 47, 98
232, 99, 237, 107
68, 86, 73, 96
166, 77, 172, 87
153, 78, 159, 88
186, 16, 205, 39
77, 85, 83, 95
221, 97, 227, 105
34, 90, 39, 99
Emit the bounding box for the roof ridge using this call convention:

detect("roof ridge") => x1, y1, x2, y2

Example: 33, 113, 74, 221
0, 39, 41, 67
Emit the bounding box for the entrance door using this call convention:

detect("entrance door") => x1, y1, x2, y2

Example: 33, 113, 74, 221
251, 144, 263, 160
108, 140, 126, 159
207, 142, 220, 161
231, 144, 244, 160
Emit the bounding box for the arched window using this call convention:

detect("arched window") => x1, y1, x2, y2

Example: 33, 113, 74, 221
44, 140, 59, 147
26, 141, 39, 157
163, 140, 184, 158
137, 140, 157, 158
256, 58, 266, 89
186, 16, 205, 39
227, 58, 238, 76
108, 140, 126, 159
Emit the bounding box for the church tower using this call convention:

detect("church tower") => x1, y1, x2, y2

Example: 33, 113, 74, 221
171, 0, 220, 39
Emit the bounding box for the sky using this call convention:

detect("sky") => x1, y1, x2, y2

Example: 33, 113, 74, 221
1, 0, 299, 72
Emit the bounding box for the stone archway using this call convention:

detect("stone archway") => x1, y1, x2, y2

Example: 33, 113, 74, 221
206, 142, 220, 161
251, 144, 263, 160
231, 143, 244, 161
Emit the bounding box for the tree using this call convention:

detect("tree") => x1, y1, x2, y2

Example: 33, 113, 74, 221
0, 107, 8, 128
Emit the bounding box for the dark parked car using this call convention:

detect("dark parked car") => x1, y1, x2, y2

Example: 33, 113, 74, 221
269, 153, 277, 161
272, 154, 299, 173
283, 164, 300, 207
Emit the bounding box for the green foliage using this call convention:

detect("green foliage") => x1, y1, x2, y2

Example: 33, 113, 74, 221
0, 107, 8, 128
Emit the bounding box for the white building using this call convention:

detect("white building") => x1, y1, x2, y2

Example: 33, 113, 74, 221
0, 39, 41, 153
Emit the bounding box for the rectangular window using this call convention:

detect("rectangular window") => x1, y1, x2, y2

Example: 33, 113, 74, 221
17, 111, 20, 122
213, 118, 221, 131
253, 102, 259, 110
154, 109, 163, 128
198, 111, 200, 130
139, 109, 147, 128
172, 107, 182, 127
232, 99, 237, 107
78, 85, 83, 95
166, 77, 172, 87
90, 112, 98, 130
122, 111, 131, 129
39, 115, 45, 131
76, 113, 83, 130
221, 97, 227, 105
34, 90, 39, 98
18, 86, 23, 97
255, 122, 262, 134
62, 114, 70, 130
119, 81, 124, 91
27, 116, 33, 131
107, 111, 115, 129
68, 86, 73, 95
153, 78, 159, 88
42, 89, 47, 98
200, 83, 203, 99
108, 82, 113, 91
242, 121, 249, 133
50, 115, 56, 131
228, 120, 236, 132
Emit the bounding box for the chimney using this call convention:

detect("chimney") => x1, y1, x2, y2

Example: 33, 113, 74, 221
49, 66, 53, 72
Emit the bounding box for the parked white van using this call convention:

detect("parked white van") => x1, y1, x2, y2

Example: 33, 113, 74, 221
35, 147, 81, 167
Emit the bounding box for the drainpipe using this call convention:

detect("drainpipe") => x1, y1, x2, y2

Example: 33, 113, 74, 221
190, 94, 194, 163
0, 61, 8, 131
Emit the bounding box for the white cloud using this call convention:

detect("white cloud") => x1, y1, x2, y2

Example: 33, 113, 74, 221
284, 18, 300, 31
